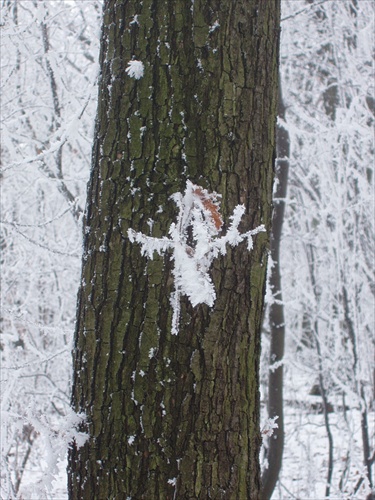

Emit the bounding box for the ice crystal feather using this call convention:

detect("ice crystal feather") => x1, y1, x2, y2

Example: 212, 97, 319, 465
128, 181, 265, 334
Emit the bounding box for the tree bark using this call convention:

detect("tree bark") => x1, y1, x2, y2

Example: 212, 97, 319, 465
68, 1, 280, 498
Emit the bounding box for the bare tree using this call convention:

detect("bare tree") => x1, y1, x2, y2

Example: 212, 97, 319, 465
272, 1, 374, 497
261, 83, 289, 500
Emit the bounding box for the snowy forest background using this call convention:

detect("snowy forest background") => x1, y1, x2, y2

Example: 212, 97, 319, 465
1, 0, 374, 498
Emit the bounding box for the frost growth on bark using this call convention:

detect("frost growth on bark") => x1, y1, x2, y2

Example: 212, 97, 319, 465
125, 59, 144, 79
128, 181, 265, 334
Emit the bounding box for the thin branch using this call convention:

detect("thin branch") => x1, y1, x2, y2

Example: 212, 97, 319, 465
281, 0, 331, 23
6, 221, 80, 257
1, 206, 73, 228
41, 20, 61, 120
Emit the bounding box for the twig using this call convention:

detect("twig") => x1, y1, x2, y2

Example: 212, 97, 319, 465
281, 0, 331, 23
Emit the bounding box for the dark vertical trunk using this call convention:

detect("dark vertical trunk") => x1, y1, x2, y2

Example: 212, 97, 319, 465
68, 1, 280, 498
261, 83, 289, 499
343, 286, 373, 488
307, 243, 334, 498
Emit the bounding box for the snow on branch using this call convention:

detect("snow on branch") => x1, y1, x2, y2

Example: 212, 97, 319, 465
128, 180, 265, 334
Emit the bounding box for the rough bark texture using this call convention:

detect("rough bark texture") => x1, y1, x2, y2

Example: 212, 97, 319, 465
261, 84, 289, 500
68, 0, 280, 498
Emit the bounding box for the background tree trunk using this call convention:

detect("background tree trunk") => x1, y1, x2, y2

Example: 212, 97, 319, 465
68, 0, 280, 498
261, 84, 289, 500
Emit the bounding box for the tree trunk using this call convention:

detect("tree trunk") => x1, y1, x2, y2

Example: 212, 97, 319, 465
261, 83, 289, 499
68, 1, 280, 498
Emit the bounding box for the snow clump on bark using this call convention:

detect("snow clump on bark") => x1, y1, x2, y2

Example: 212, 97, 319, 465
125, 60, 144, 79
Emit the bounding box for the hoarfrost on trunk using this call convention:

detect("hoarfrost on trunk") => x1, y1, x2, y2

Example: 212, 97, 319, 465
128, 180, 265, 334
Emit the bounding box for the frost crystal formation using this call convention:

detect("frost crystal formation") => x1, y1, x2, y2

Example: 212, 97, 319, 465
125, 59, 144, 79
128, 180, 265, 334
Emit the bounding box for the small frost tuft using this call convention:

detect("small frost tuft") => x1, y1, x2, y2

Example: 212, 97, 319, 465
209, 20, 220, 33
125, 60, 144, 80
261, 416, 279, 437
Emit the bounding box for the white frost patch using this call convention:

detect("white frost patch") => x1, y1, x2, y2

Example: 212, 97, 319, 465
129, 15, 139, 26
128, 180, 265, 334
209, 20, 220, 33
125, 60, 144, 80
149, 347, 157, 359
261, 416, 279, 437
13, 408, 89, 494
